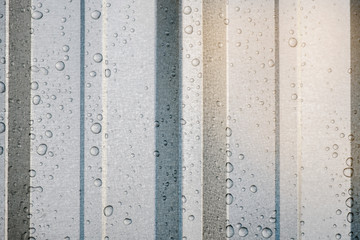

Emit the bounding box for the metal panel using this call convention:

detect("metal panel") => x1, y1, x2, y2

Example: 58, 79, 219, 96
1, 0, 360, 239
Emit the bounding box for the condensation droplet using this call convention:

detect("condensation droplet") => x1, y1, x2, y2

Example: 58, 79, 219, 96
226, 225, 234, 238
90, 146, 100, 156
0, 122, 5, 134
183, 6, 192, 15
343, 167, 354, 178
226, 162, 234, 173
91, 10, 101, 20
55, 61, 65, 71
184, 25, 193, 34
32, 11, 43, 20
93, 53, 103, 63
250, 185, 257, 193
238, 227, 248, 237
346, 197, 354, 208
91, 123, 102, 134
103, 205, 113, 217
94, 178, 102, 187
123, 218, 132, 225
347, 212, 354, 223
45, 130, 53, 138
261, 227, 273, 238
268, 59, 275, 67
62, 45, 70, 52
105, 69, 111, 78
0, 82, 5, 93
37, 144, 48, 156
226, 193, 233, 205
32, 95, 41, 105
288, 37, 298, 47
191, 58, 200, 66
226, 178, 233, 189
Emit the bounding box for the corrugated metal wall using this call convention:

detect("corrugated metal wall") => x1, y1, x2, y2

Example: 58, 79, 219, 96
1, 0, 360, 239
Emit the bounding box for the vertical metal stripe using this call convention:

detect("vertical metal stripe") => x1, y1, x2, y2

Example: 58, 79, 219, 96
202, 0, 227, 238
80, 0, 85, 238
7, 0, 31, 238
351, 0, 360, 238
275, 0, 281, 239
155, 0, 181, 239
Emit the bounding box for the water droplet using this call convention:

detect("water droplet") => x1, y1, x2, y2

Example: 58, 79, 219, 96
288, 37, 298, 47
32, 95, 41, 105
90, 146, 99, 156
45, 130, 53, 138
0, 82, 5, 93
103, 205, 113, 217
93, 53, 103, 63
29, 169, 36, 177
335, 233, 341, 239
37, 144, 48, 156
238, 227, 248, 237
226, 162, 234, 173
29, 186, 43, 193
268, 59, 275, 67
226, 225, 234, 238
343, 167, 354, 178
55, 61, 65, 71
188, 215, 195, 221
91, 123, 102, 134
336, 209, 342, 215
184, 25, 193, 34
31, 81, 39, 90
226, 178, 233, 189
238, 154, 245, 160
0, 146, 3, 155
226, 193, 233, 205
346, 197, 354, 208
261, 227, 273, 238
154, 150, 160, 157
123, 218, 132, 225
91, 10, 101, 20
226, 127, 232, 137
32, 11, 43, 20
182, 195, 187, 203
62, 45, 70, 52
291, 94, 298, 100
94, 178, 102, 187
250, 185, 257, 193
347, 212, 354, 223
0, 122, 5, 133
183, 6, 192, 15
105, 69, 111, 78
191, 58, 200, 66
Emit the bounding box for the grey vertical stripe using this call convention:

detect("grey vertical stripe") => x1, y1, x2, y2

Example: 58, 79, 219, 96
202, 0, 227, 238
351, 0, 360, 238
155, 0, 182, 239
7, 0, 31, 238
275, 0, 281, 239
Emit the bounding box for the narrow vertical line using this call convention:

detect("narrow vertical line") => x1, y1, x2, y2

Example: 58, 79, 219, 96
178, 0, 183, 238
4, 1, 9, 238
296, 0, 303, 238
350, 0, 360, 238
80, 0, 85, 238
274, 0, 280, 239
101, 0, 108, 238
225, 0, 230, 227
